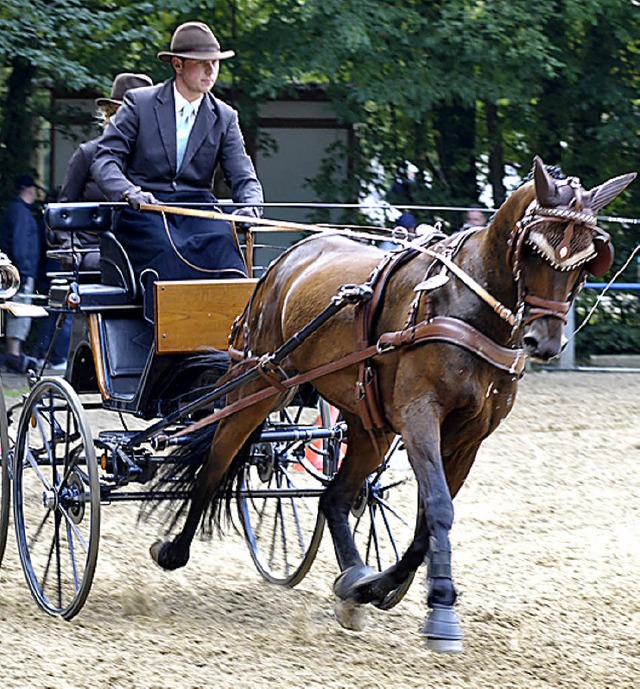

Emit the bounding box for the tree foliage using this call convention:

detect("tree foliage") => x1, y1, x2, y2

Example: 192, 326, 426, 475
0, 0, 638, 224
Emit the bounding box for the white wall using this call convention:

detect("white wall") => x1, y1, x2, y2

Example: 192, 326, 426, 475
256, 99, 350, 223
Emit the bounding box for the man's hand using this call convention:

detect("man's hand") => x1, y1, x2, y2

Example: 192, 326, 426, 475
122, 187, 159, 210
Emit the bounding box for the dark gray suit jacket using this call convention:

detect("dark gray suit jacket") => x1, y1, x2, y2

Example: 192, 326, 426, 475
91, 79, 263, 205
60, 138, 104, 202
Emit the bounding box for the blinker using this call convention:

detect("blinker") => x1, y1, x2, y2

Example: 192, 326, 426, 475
585, 233, 614, 277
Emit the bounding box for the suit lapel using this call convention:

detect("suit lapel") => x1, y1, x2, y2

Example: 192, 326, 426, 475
154, 80, 178, 172
181, 93, 219, 171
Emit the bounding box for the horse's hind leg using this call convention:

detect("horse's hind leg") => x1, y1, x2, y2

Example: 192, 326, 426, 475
150, 395, 284, 571
320, 414, 395, 629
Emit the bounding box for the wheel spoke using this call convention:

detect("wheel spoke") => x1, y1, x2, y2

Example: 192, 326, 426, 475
23, 448, 53, 491
39, 529, 57, 598
58, 504, 89, 552
28, 509, 52, 552
375, 496, 413, 529
239, 401, 328, 586
378, 501, 401, 561
65, 518, 80, 591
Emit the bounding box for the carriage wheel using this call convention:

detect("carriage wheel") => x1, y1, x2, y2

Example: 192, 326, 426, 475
0, 382, 11, 566
12, 377, 100, 619
350, 436, 421, 609
238, 397, 338, 586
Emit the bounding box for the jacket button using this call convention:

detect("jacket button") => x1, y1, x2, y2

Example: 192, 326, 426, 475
171, 180, 177, 189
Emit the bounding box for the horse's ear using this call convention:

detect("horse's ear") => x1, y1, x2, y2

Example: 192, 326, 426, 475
533, 155, 560, 207
585, 172, 637, 213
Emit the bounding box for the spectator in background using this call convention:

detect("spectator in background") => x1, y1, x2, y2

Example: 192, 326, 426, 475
457, 209, 487, 233
1, 174, 42, 373
58, 72, 154, 271
28, 187, 71, 373
379, 211, 417, 251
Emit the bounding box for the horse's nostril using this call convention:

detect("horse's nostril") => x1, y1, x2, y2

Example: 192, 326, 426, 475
523, 334, 538, 351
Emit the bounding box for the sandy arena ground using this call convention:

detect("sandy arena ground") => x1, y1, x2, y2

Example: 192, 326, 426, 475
0, 370, 638, 689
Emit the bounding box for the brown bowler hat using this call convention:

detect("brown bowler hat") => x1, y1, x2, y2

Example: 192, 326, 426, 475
157, 21, 235, 62
95, 73, 153, 107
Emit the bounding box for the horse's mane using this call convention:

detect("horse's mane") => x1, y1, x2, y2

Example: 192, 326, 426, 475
519, 163, 566, 186
486, 162, 568, 235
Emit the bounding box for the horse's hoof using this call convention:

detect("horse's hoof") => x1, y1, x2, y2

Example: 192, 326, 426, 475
334, 595, 367, 631
333, 565, 374, 601
425, 637, 464, 653
422, 604, 464, 654
149, 540, 167, 567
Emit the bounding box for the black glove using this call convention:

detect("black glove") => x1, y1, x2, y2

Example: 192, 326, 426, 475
122, 187, 159, 211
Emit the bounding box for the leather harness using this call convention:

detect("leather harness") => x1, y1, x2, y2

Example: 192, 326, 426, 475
172, 194, 609, 441
177, 234, 527, 441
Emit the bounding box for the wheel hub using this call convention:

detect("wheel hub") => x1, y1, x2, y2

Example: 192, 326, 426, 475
60, 471, 86, 524
255, 443, 276, 482
350, 480, 370, 518
41, 488, 59, 511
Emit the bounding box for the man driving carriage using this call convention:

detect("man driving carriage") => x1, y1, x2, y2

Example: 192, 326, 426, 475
91, 21, 264, 285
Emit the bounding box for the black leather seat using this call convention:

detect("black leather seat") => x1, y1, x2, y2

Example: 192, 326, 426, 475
99, 231, 137, 302
45, 204, 138, 309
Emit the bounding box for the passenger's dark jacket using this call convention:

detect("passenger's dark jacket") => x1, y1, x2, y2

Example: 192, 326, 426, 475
59, 138, 103, 202
91, 78, 263, 206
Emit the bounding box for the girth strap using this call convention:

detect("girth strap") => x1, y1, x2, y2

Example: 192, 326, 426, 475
354, 247, 426, 433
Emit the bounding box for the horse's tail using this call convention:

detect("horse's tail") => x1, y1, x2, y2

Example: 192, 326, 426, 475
139, 420, 264, 537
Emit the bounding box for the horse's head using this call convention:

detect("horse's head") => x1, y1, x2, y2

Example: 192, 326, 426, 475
512, 156, 636, 361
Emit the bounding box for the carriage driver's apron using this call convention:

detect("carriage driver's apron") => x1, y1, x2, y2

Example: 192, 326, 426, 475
115, 190, 248, 282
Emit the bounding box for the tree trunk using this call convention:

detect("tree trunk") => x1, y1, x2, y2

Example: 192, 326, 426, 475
485, 102, 506, 207
0, 57, 37, 207
432, 100, 477, 206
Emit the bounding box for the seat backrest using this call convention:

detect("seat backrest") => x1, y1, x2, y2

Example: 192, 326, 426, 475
99, 231, 137, 301
44, 203, 112, 234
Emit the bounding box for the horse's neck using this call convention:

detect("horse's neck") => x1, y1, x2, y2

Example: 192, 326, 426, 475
476, 184, 536, 281
441, 184, 536, 340
487, 183, 534, 245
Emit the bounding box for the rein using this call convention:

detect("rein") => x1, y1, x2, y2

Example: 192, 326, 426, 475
158, 196, 599, 442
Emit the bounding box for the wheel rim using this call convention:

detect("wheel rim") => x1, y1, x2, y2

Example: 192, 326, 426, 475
238, 399, 337, 586
0, 383, 11, 566
13, 378, 100, 619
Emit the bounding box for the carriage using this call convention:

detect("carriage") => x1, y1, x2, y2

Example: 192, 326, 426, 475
0, 200, 418, 622
0, 158, 634, 653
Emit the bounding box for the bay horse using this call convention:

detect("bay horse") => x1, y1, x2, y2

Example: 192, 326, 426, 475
150, 157, 635, 652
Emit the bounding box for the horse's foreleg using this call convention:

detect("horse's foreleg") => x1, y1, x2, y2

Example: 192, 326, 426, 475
321, 416, 389, 571
402, 420, 464, 653
151, 397, 281, 571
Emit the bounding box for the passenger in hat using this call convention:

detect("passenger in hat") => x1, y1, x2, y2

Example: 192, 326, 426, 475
0, 175, 42, 372
60, 73, 153, 205
58, 72, 153, 274
91, 21, 264, 286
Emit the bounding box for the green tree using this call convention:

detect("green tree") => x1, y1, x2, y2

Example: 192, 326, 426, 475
0, 0, 161, 204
